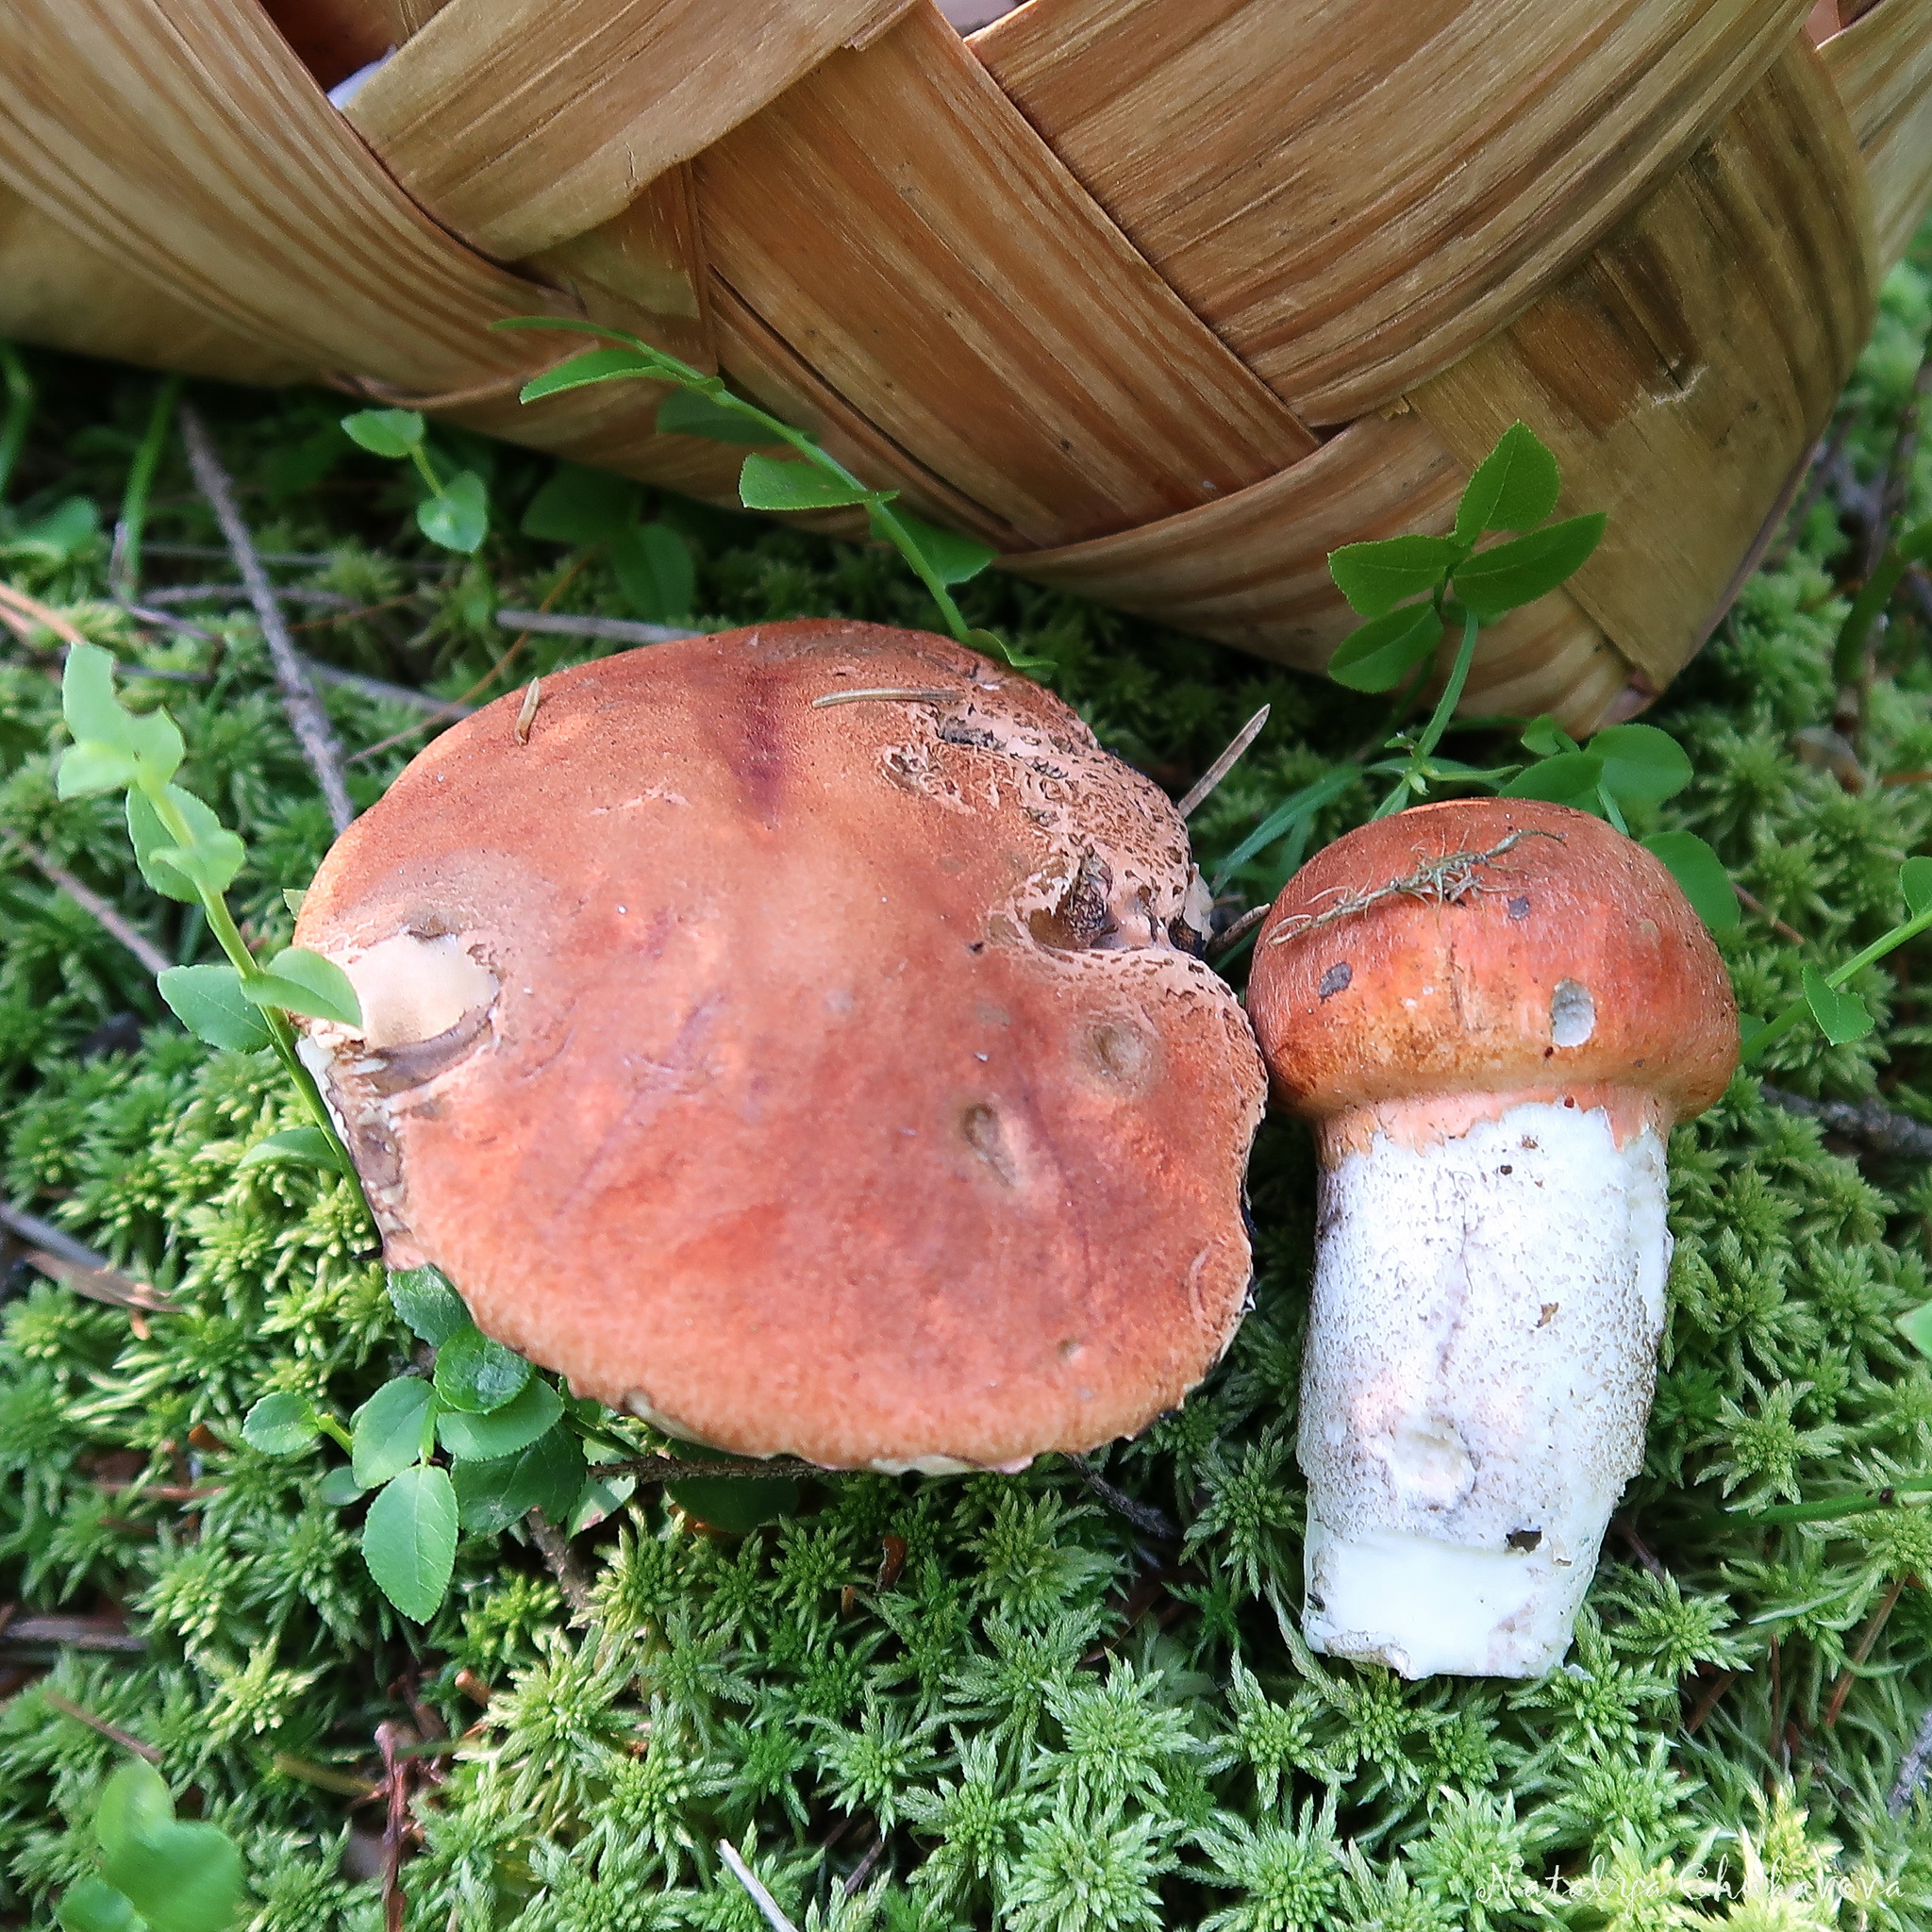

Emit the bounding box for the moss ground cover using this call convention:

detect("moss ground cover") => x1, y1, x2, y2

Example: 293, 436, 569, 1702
8, 255, 1932, 1928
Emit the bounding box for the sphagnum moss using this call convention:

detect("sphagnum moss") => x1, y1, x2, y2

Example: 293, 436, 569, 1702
10, 248, 1932, 1928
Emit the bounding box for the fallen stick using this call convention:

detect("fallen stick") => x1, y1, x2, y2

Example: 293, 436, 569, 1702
2, 834, 172, 977
178, 406, 356, 832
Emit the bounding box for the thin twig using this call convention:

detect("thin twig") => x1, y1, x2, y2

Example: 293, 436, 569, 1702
1070, 1458, 1178, 1541
0, 578, 88, 646
6, 1613, 145, 1652
1684, 1669, 1739, 1738
525, 1509, 593, 1618
2, 834, 172, 976
1266, 830, 1560, 945
842, 1831, 888, 1897
305, 660, 476, 719
346, 556, 595, 766
272, 1753, 379, 1800
1760, 1086, 1932, 1161
0, 1203, 173, 1312
1824, 1575, 1906, 1727
178, 406, 355, 832
494, 608, 699, 647
42, 1690, 162, 1761
1208, 904, 1270, 958
1763, 411, 1862, 575
1613, 1517, 1670, 1583
718, 1841, 801, 1932
142, 583, 361, 610
810, 687, 964, 709
1175, 705, 1270, 820
142, 541, 449, 574
601, 1454, 824, 1485
1734, 883, 1808, 948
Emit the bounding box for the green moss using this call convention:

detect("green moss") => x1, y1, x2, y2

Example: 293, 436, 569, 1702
10, 258, 1932, 1927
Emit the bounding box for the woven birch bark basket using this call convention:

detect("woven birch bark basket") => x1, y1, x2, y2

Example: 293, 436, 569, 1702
2, 0, 1929, 728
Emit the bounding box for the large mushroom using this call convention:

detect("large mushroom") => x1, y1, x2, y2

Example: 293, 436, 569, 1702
293, 620, 1265, 1473
1246, 798, 1737, 1677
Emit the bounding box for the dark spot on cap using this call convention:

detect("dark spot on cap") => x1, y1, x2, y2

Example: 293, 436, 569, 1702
1319, 960, 1353, 1000
1537, 1303, 1558, 1327
1499, 1164, 1512, 1175
1506, 1528, 1543, 1553
1507, 895, 1531, 920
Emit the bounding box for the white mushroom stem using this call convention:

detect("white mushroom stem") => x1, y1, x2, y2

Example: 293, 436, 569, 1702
1298, 1094, 1670, 1679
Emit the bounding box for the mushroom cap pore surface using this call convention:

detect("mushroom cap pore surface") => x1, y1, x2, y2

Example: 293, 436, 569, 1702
1246, 798, 1738, 1124
293, 620, 1265, 1469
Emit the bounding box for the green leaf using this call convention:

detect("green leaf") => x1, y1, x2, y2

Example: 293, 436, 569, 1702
1642, 831, 1740, 932
1519, 714, 1579, 758
873, 508, 997, 587
158, 965, 275, 1053
738, 454, 881, 513
1589, 723, 1693, 805
5, 495, 101, 565
451, 1425, 585, 1534
656, 388, 778, 445
520, 464, 641, 547
95, 1759, 174, 1859
241, 1391, 320, 1456
1326, 604, 1443, 693
1501, 750, 1605, 805
1452, 513, 1606, 618
417, 471, 489, 554
1802, 964, 1874, 1045
318, 1465, 365, 1508
58, 1876, 140, 1932
125, 789, 196, 902
127, 785, 243, 898
609, 522, 696, 624
57, 741, 139, 800
1903, 856, 1932, 919
433, 1323, 533, 1414
240, 947, 361, 1026
667, 1474, 802, 1535
341, 408, 425, 458
521, 347, 665, 402
436, 1375, 563, 1462
61, 642, 130, 749
1899, 1300, 1932, 1360
351, 1376, 435, 1490
103, 1820, 243, 1932
570, 1469, 637, 1537
389, 1266, 468, 1346
237, 1126, 340, 1173
361, 1464, 459, 1624
1326, 534, 1462, 617
1454, 421, 1561, 542
282, 888, 307, 917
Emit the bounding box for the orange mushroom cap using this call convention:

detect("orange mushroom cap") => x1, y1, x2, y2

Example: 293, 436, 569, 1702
1245, 798, 1738, 1143
294, 621, 1265, 1471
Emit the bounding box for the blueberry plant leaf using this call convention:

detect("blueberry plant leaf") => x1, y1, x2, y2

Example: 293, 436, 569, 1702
1903, 855, 1932, 919
361, 1462, 458, 1624
451, 1425, 585, 1534
1642, 831, 1740, 931
1502, 750, 1605, 805
58, 1876, 140, 1932
157, 965, 275, 1054
1590, 723, 1693, 805
519, 464, 641, 546
341, 408, 424, 458
1454, 420, 1561, 542
667, 1474, 802, 1534
238, 949, 360, 1027
738, 455, 880, 513
656, 389, 778, 445
388, 1266, 468, 1346
236, 1125, 340, 1173
436, 1375, 562, 1462
1327, 604, 1443, 692
1802, 964, 1874, 1045
433, 1323, 533, 1414
609, 522, 695, 623
871, 508, 996, 587
1327, 535, 1463, 617
1452, 514, 1606, 617
351, 1376, 435, 1490
417, 470, 489, 554
520, 347, 663, 402
94, 1760, 174, 1859
241, 1391, 320, 1456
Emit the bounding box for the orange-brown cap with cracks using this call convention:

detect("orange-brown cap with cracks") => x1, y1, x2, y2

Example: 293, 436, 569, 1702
294, 621, 1266, 1472
1246, 798, 1738, 1132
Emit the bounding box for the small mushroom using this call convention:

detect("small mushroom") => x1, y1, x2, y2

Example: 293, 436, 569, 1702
1246, 798, 1737, 1677
293, 621, 1265, 1473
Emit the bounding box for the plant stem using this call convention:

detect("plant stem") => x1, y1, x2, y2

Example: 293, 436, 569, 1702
1736, 1474, 1932, 1525
317, 1414, 353, 1453
1740, 902, 1932, 1064
0, 341, 32, 507
112, 375, 181, 600
1374, 611, 1479, 817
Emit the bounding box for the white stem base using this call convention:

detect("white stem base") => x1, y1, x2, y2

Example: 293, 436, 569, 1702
1298, 1099, 1669, 1678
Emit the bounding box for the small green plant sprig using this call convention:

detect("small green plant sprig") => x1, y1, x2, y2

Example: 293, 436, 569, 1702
243, 1266, 639, 1622
57, 1759, 243, 1932
56, 641, 362, 1184
1212, 422, 1738, 932
340, 407, 490, 554
494, 317, 1046, 670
